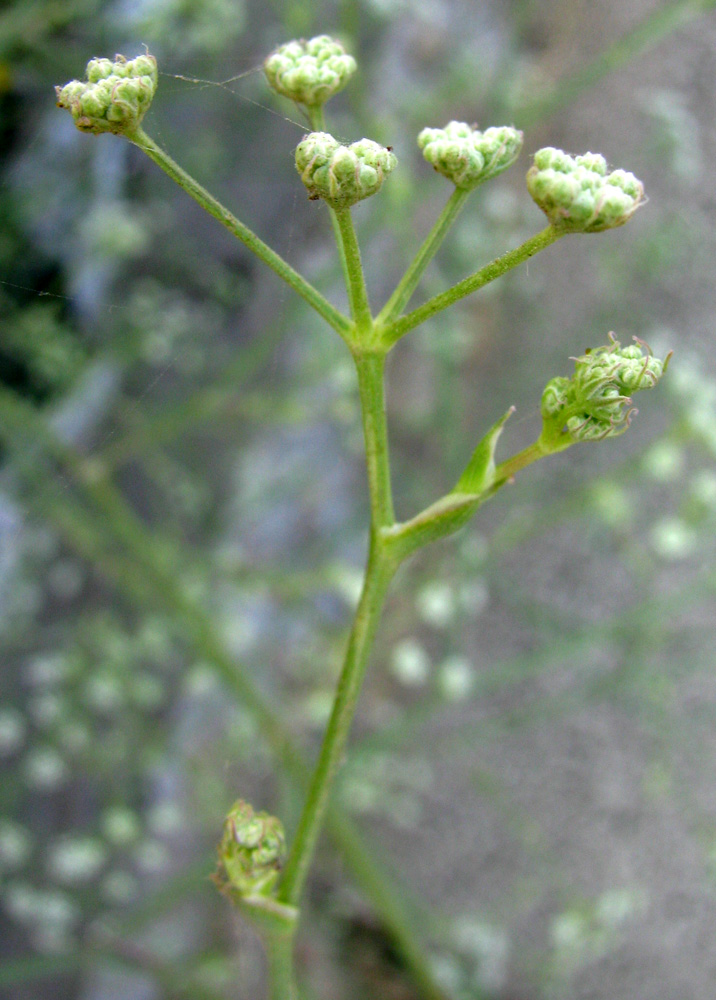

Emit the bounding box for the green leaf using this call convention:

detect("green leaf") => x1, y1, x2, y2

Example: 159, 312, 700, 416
453, 406, 514, 494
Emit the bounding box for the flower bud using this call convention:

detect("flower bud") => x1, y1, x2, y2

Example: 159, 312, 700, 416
56, 53, 158, 135
540, 376, 572, 420
214, 800, 285, 900
527, 147, 644, 232
264, 35, 356, 108
417, 121, 523, 190
295, 132, 397, 209
540, 334, 671, 447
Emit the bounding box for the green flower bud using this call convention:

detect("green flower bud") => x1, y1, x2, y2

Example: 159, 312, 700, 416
295, 131, 397, 209
417, 121, 523, 190
86, 58, 114, 83
533, 147, 572, 172
56, 52, 158, 135
264, 34, 357, 108
213, 800, 285, 900
526, 147, 645, 232
575, 152, 607, 175
540, 334, 671, 448
540, 376, 572, 419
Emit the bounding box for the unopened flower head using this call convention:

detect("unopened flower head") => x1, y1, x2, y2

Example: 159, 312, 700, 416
417, 121, 523, 190
527, 147, 644, 232
540, 334, 671, 446
214, 799, 285, 899
264, 35, 356, 108
55, 53, 157, 135
295, 132, 397, 209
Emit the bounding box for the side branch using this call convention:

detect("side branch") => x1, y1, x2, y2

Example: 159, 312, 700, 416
129, 127, 352, 340
381, 225, 563, 347
333, 207, 373, 334
376, 187, 470, 326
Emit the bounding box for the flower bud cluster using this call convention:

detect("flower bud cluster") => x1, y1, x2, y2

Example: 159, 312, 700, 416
541, 334, 671, 444
264, 35, 356, 108
295, 131, 397, 209
417, 121, 523, 190
527, 147, 644, 232
55, 53, 157, 135
214, 800, 285, 899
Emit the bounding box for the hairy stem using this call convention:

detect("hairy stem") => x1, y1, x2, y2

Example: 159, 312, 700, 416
127, 127, 351, 340
493, 438, 553, 483
278, 337, 398, 938
381, 225, 563, 346
333, 206, 373, 334
278, 537, 397, 906
353, 349, 395, 527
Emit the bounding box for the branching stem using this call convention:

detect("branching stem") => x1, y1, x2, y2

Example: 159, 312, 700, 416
128, 127, 351, 340
376, 186, 470, 325
381, 225, 563, 346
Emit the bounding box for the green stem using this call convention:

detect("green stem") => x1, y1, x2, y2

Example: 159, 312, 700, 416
266, 930, 296, 1000
376, 187, 470, 326
332, 207, 373, 335
493, 438, 553, 483
276, 201, 399, 912
127, 127, 351, 340
381, 225, 563, 347
278, 341, 398, 909
278, 537, 397, 907
307, 105, 352, 295
353, 350, 395, 528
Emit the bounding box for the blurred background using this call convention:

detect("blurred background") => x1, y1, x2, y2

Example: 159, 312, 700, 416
2, 1, 716, 998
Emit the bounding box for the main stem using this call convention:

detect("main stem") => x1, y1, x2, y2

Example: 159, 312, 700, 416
279, 347, 396, 907
266, 929, 296, 1000
278, 538, 396, 906
353, 350, 395, 527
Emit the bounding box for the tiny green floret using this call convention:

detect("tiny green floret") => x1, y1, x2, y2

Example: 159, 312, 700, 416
55, 53, 158, 135
418, 121, 523, 190
213, 799, 286, 901
295, 132, 397, 209
527, 147, 645, 232
264, 34, 356, 109
540, 333, 671, 449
